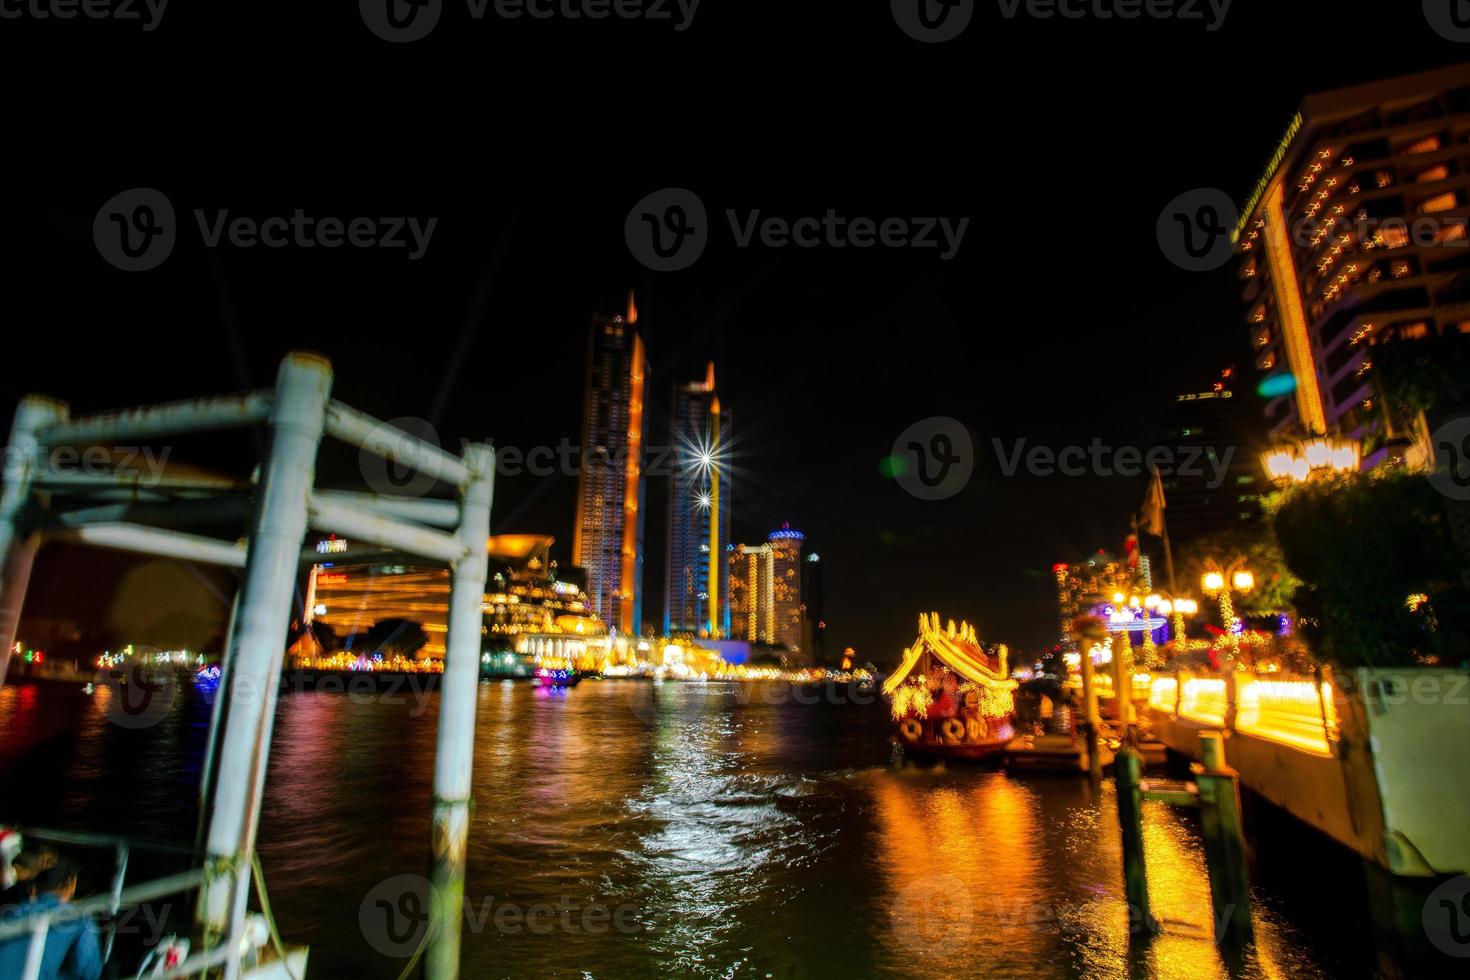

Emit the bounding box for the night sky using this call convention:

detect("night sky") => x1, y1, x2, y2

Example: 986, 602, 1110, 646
3, 3, 1465, 664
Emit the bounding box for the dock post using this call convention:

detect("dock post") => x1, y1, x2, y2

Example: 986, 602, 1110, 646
1114, 746, 1155, 934
198, 355, 332, 965
426, 443, 495, 980
1195, 732, 1252, 942
1079, 644, 1101, 781
0, 397, 68, 689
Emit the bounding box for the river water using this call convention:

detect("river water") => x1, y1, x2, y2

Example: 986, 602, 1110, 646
0, 678, 1383, 978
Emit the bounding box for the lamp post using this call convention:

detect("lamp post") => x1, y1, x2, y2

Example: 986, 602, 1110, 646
1146, 592, 1198, 657
1261, 437, 1359, 487
1202, 566, 1254, 664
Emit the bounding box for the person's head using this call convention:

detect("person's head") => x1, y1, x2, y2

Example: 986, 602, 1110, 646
34, 858, 80, 903
13, 846, 58, 883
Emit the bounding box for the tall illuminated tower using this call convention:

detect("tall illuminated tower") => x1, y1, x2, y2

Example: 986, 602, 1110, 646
572, 293, 648, 636
768, 525, 805, 654
664, 362, 732, 638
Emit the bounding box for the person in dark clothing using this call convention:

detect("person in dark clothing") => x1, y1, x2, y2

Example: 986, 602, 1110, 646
0, 858, 105, 980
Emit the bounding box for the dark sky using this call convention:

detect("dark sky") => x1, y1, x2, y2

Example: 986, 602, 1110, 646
3, 2, 1465, 663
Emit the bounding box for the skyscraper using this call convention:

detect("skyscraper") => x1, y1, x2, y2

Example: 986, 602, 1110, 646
572, 294, 648, 636
730, 542, 774, 644
1235, 64, 1470, 461
664, 362, 731, 638
768, 525, 805, 654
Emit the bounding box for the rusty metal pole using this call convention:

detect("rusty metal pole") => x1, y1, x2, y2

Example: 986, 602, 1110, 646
427, 444, 494, 980
0, 397, 68, 689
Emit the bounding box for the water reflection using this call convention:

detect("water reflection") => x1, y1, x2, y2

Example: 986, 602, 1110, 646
0, 680, 1351, 979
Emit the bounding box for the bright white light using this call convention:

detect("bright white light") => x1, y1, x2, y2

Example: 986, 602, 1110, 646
697, 494, 712, 509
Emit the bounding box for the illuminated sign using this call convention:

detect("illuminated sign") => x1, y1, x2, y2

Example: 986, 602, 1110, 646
316, 572, 348, 585
316, 538, 349, 554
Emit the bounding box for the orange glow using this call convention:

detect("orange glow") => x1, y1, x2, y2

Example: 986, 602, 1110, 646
1262, 180, 1328, 434
618, 331, 646, 634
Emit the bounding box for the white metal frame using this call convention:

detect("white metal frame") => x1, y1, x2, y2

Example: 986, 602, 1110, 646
0, 353, 494, 979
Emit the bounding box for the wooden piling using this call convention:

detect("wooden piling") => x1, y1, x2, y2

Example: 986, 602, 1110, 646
1194, 732, 1252, 942
1114, 747, 1156, 934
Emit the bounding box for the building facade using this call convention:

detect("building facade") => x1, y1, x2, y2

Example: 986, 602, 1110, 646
1146, 367, 1268, 560
768, 525, 805, 654
573, 295, 648, 636
730, 543, 775, 644
1235, 64, 1470, 462
664, 362, 732, 638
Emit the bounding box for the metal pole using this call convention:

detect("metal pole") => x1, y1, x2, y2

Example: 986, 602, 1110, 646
427, 444, 494, 980
0, 397, 69, 689
199, 355, 332, 961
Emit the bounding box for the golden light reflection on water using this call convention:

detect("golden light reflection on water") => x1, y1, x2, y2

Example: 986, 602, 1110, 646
870, 769, 1306, 980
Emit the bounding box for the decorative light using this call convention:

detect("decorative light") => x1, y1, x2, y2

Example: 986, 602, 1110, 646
1233, 571, 1255, 592
1202, 572, 1226, 594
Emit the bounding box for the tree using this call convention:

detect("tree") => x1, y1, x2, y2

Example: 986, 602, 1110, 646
1175, 526, 1301, 618
1271, 470, 1469, 669
361, 619, 431, 661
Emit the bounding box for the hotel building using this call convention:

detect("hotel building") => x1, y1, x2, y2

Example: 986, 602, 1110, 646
1235, 64, 1470, 462
573, 295, 648, 636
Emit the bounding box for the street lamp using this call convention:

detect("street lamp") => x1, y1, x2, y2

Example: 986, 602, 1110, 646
1150, 593, 1198, 651
1203, 564, 1254, 663
1261, 438, 1360, 486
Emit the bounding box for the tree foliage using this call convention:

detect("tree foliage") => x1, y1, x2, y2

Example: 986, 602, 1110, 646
1270, 469, 1469, 668
361, 618, 431, 660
